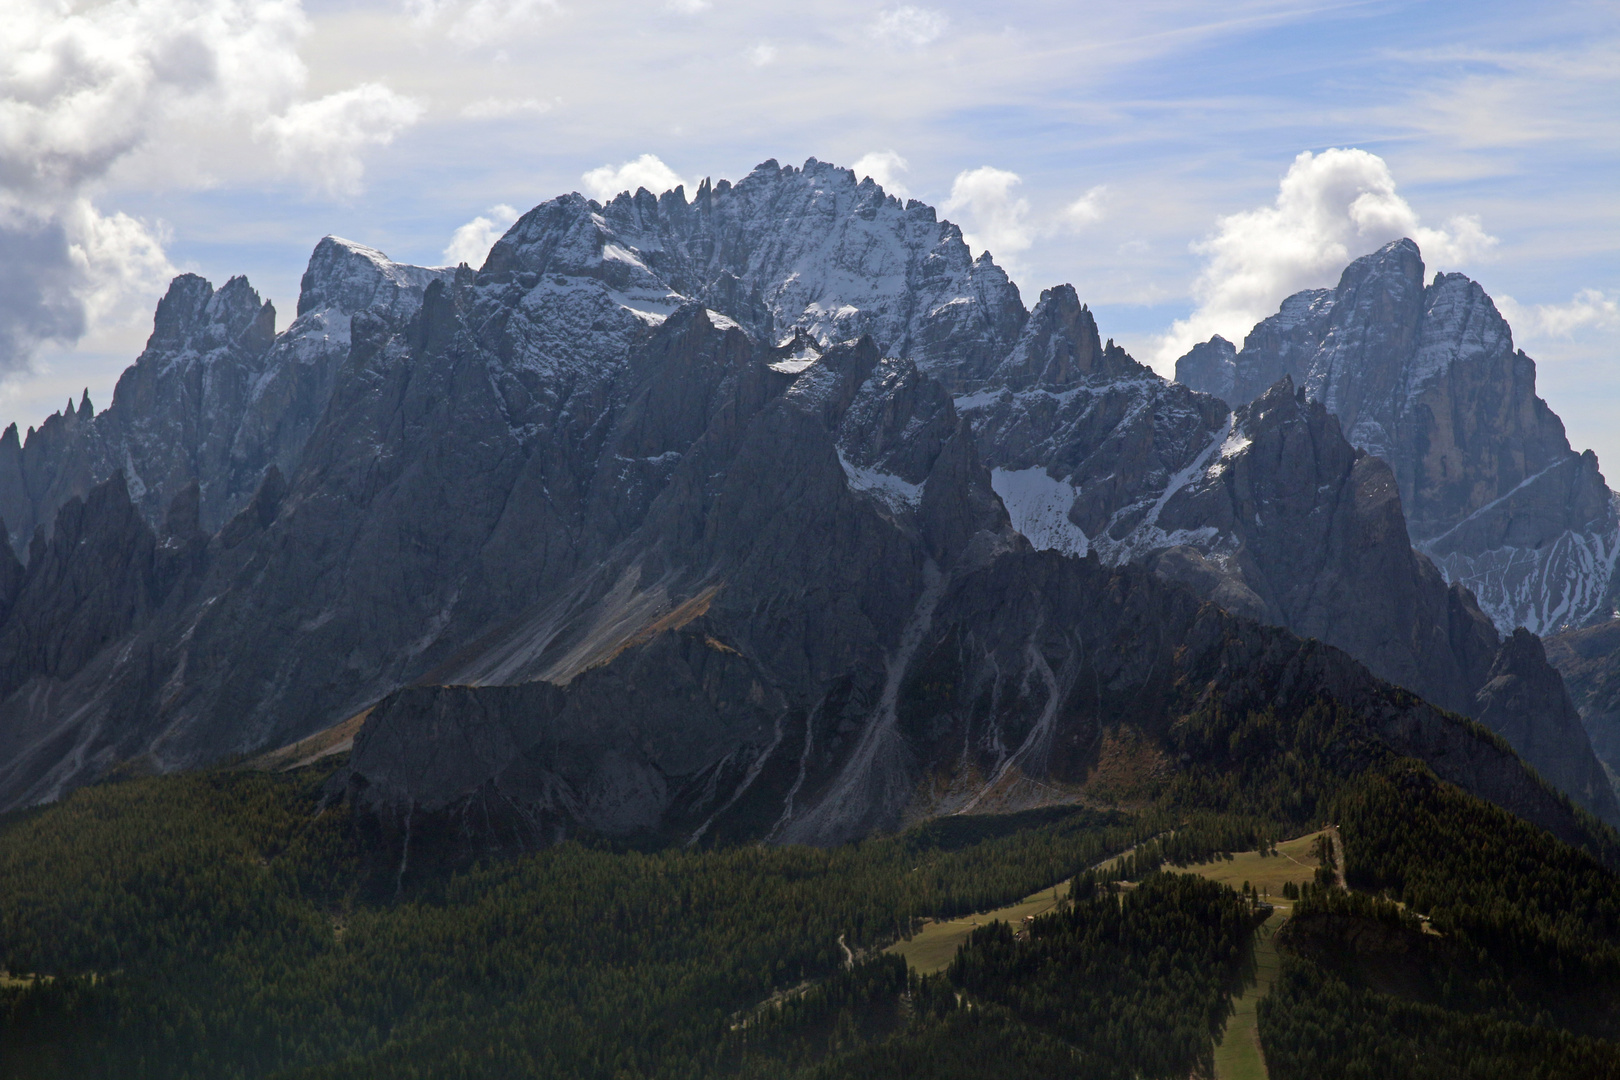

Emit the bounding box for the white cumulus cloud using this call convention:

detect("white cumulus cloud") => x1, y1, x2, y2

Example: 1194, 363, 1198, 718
0, 201, 172, 370
852, 151, 909, 198
60, 200, 178, 331
943, 166, 1033, 261
665, 0, 711, 11
443, 204, 519, 268
873, 6, 948, 49
581, 154, 689, 201
1153, 148, 1499, 369
1497, 289, 1620, 341
259, 84, 423, 198
0, 0, 424, 374
0, 0, 310, 201
1060, 185, 1107, 230
748, 42, 778, 67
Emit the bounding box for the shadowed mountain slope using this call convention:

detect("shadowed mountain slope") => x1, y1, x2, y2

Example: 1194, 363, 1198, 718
0, 160, 1611, 836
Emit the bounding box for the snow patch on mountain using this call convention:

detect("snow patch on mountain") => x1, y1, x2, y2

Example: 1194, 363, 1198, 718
1426, 527, 1620, 634
840, 449, 923, 513
990, 467, 1088, 556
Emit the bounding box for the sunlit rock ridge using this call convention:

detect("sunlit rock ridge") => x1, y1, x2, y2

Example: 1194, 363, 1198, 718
1176, 238, 1620, 638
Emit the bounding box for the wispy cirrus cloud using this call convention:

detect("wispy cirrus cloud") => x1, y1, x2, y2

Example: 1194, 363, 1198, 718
873, 6, 948, 49
460, 96, 557, 120
405, 0, 561, 47
1498, 289, 1620, 341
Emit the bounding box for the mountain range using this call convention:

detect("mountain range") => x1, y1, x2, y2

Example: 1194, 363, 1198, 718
0, 157, 1615, 848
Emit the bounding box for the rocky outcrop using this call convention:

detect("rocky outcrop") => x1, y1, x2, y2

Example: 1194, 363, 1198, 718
1173, 334, 1236, 402
0, 473, 207, 803
1545, 618, 1620, 790
1175, 239, 1620, 635
343, 541, 1604, 860
983, 286, 1134, 390
0, 474, 204, 698
1472, 629, 1616, 815
1144, 379, 1502, 716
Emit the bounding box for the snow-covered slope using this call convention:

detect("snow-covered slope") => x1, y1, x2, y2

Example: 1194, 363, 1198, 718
480, 158, 1027, 386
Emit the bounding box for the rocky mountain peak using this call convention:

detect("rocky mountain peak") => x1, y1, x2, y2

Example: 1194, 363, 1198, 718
1410, 271, 1515, 393
1340, 236, 1424, 293
484, 157, 1029, 386
1176, 236, 1620, 635
1173, 335, 1237, 401
297, 236, 450, 319
1238, 371, 1305, 425
486, 194, 616, 278
147, 273, 214, 348
147, 273, 275, 359
987, 284, 1115, 390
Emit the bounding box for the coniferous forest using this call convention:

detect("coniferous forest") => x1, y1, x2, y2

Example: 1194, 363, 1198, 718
4, 733, 1620, 1079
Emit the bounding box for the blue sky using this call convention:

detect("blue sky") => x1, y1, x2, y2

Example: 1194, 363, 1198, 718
4, 0, 1617, 469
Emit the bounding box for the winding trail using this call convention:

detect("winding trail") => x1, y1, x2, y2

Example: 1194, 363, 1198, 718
1179, 828, 1341, 1080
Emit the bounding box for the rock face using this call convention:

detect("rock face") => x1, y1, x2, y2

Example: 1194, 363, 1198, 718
0, 158, 1611, 840
1545, 618, 1620, 791
1472, 628, 1616, 815
1172, 335, 1236, 402
347, 543, 1600, 858
0, 474, 207, 802
333, 302, 1598, 850
960, 297, 1615, 822
1175, 238, 1620, 636
0, 240, 452, 551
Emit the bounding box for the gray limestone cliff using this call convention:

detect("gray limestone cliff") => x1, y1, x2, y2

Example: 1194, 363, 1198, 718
1176, 238, 1620, 637
961, 290, 1615, 822
0, 240, 452, 552
1545, 617, 1620, 794
1473, 628, 1616, 815
0, 159, 1611, 844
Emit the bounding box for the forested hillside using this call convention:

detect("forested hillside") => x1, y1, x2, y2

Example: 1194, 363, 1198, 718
5, 744, 1620, 1078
